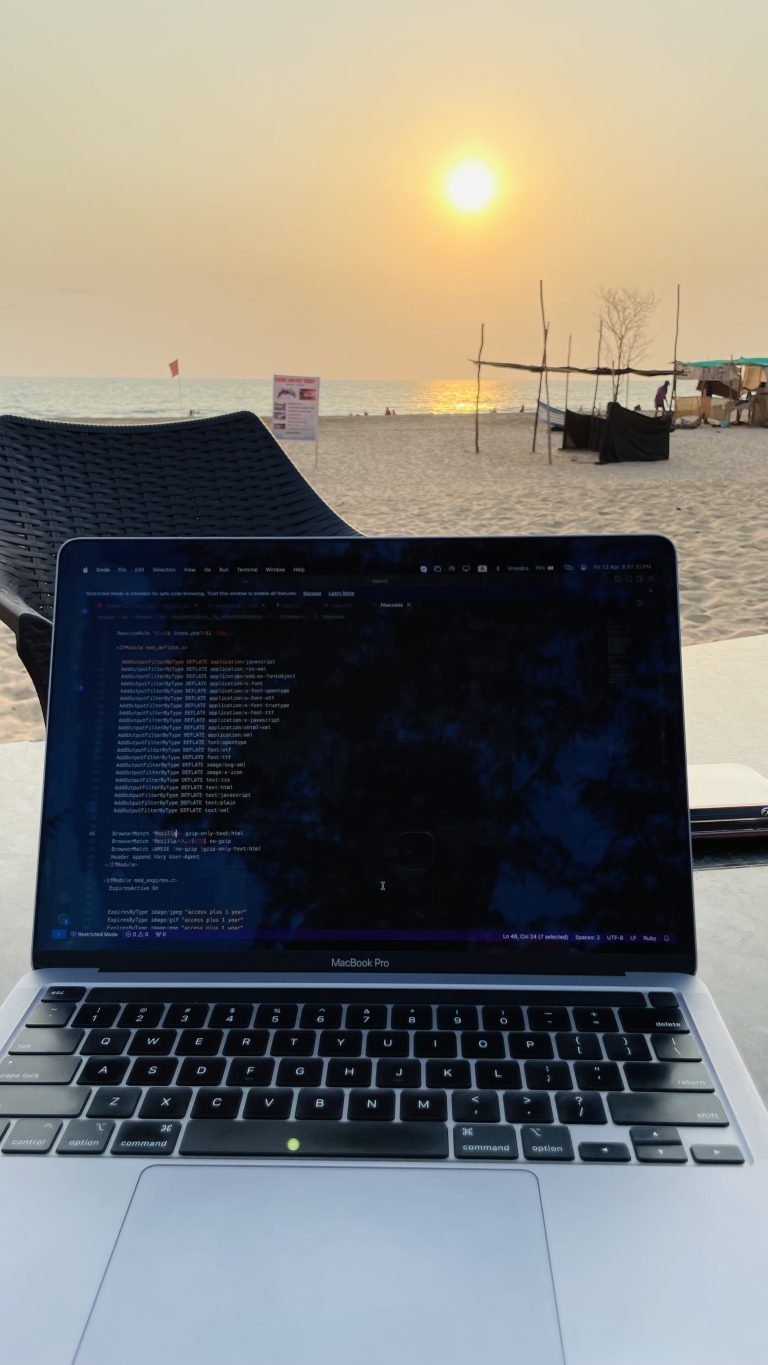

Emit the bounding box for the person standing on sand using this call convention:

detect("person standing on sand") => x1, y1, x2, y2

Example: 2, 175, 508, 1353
654, 380, 670, 416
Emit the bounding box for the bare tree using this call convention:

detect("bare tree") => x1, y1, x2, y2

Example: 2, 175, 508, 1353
597, 287, 659, 401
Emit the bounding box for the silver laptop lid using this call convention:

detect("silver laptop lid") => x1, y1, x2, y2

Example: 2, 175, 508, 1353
33, 535, 695, 976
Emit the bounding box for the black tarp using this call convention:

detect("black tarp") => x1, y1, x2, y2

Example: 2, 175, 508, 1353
562, 404, 671, 461
599, 402, 671, 463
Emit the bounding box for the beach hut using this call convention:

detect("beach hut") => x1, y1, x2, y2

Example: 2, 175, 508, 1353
676, 358, 768, 426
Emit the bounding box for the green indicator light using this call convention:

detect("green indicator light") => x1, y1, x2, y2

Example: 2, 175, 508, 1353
287, 1137, 301, 1152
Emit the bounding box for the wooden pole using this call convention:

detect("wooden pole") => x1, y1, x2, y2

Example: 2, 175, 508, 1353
540, 281, 552, 464
670, 283, 681, 419
591, 321, 603, 417
564, 334, 572, 413
474, 322, 485, 455
532, 327, 546, 453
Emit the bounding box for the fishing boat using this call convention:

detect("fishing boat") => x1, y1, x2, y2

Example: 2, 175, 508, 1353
537, 400, 566, 431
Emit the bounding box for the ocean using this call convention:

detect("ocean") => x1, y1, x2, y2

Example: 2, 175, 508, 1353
0, 374, 690, 422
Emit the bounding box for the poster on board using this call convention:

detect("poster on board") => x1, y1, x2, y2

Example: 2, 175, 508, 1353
272, 375, 320, 441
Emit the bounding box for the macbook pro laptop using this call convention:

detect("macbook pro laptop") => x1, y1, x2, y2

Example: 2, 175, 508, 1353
0, 533, 766, 1365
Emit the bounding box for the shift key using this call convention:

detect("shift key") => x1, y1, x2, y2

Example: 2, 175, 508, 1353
608, 1093, 728, 1126
0, 1086, 89, 1118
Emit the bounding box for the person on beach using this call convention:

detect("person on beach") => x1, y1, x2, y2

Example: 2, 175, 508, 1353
654, 380, 670, 416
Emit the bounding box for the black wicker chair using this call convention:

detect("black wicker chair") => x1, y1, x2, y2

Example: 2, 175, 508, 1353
0, 410, 356, 718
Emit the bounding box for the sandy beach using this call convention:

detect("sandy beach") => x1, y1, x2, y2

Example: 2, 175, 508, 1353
1, 411, 766, 744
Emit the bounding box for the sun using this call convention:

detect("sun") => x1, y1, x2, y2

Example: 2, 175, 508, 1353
444, 161, 497, 213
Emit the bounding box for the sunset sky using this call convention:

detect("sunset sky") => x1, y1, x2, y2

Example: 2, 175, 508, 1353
2, 0, 766, 379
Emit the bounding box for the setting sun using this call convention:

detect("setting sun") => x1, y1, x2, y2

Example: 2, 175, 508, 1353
444, 161, 497, 213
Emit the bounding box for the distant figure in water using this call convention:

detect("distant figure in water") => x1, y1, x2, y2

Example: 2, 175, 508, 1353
633, 404, 642, 412
384, 406, 391, 416
654, 380, 670, 415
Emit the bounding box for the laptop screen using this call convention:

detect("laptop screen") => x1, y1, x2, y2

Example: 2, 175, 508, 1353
34, 536, 695, 975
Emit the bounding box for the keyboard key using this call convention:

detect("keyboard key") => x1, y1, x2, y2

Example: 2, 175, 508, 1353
79, 1057, 129, 1086
375, 1061, 420, 1088
629, 1125, 682, 1147
618, 1008, 688, 1034
118, 1004, 165, 1029
525, 1062, 571, 1092
3, 1119, 61, 1153
327, 1059, 373, 1087
58, 1119, 114, 1154
255, 1004, 297, 1029
366, 1032, 409, 1058
244, 1089, 293, 1119
0, 1087, 88, 1118
209, 1005, 253, 1029
348, 1090, 396, 1121
635, 1145, 688, 1163
165, 1004, 209, 1029
475, 1061, 521, 1090
225, 1059, 273, 1087
401, 1090, 447, 1121
175, 1054, 223, 1084
128, 1059, 178, 1087
10, 1027, 83, 1055
508, 1034, 554, 1059
603, 1033, 651, 1062
528, 1007, 570, 1031
572, 1007, 617, 1033
504, 1092, 553, 1124
461, 1032, 504, 1059
556, 1093, 607, 1124
190, 1089, 241, 1120
346, 1005, 387, 1029
391, 1006, 432, 1030
482, 1006, 524, 1031
691, 1145, 744, 1165
276, 1059, 323, 1088
555, 1033, 602, 1061
271, 1031, 316, 1057
521, 1125, 574, 1161
175, 1030, 223, 1057
452, 1092, 500, 1123
128, 1029, 176, 1056
426, 1061, 471, 1089
652, 1034, 702, 1062
649, 992, 679, 1007
454, 1124, 518, 1160
318, 1031, 363, 1057
27, 1002, 76, 1028
300, 1005, 342, 1030
139, 1089, 193, 1119
295, 1090, 345, 1120
42, 987, 86, 1003
579, 1142, 630, 1162
112, 1121, 180, 1156
72, 1004, 118, 1029
223, 1031, 269, 1057
0, 1056, 80, 1085
180, 1120, 449, 1159
609, 1094, 728, 1126
624, 1063, 714, 1093
573, 1062, 623, 1091
437, 1006, 478, 1031
413, 1032, 456, 1058
88, 1088, 141, 1119
80, 1029, 130, 1056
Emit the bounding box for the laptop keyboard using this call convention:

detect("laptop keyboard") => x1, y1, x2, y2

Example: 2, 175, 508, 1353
0, 988, 744, 1164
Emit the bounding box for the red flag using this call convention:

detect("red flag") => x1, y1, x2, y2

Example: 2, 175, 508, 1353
169, 359, 179, 378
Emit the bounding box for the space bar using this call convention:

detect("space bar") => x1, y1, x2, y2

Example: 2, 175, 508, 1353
180, 1120, 449, 1159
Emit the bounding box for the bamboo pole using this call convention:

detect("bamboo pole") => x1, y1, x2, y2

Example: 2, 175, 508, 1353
474, 322, 485, 455
670, 284, 680, 419
532, 327, 546, 453
591, 321, 603, 417
540, 281, 552, 464
564, 334, 572, 413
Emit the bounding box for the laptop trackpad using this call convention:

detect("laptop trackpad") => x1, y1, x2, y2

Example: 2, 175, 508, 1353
76, 1164, 563, 1364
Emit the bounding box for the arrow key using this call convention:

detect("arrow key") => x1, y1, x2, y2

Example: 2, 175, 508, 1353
579, 1142, 631, 1162
629, 1125, 681, 1147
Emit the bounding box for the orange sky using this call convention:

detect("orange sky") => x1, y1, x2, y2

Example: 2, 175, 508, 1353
1, 0, 766, 378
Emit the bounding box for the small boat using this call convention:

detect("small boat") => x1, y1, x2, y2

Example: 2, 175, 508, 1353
537, 400, 566, 431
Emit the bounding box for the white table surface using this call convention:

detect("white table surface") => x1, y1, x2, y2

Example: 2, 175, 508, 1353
1, 636, 767, 1097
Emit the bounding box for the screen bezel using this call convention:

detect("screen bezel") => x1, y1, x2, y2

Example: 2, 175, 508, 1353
32, 534, 697, 977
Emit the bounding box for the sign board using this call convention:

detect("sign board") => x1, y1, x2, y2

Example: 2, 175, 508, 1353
272, 375, 320, 441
